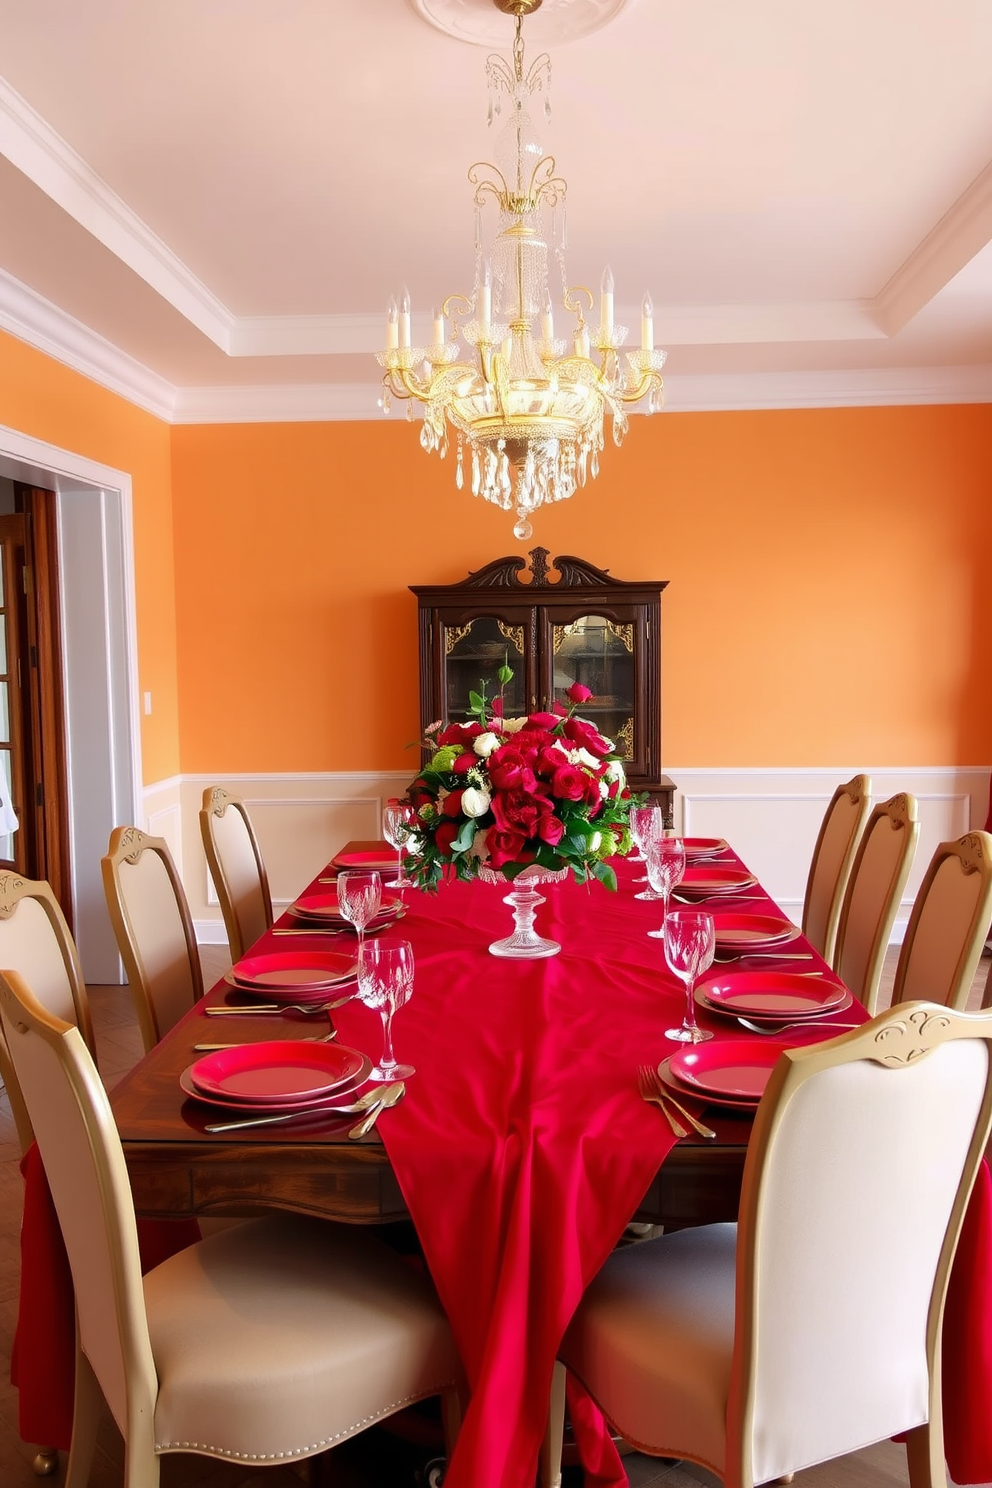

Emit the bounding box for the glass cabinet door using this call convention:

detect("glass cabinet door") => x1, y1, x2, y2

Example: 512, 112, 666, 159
551, 614, 636, 760
441, 615, 529, 721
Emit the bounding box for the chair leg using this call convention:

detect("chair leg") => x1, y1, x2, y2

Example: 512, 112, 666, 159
905, 1422, 948, 1488
538, 1362, 567, 1488
31, 1449, 59, 1476
63, 1350, 100, 1488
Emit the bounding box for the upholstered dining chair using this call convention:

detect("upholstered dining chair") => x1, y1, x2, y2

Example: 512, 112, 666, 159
544, 1001, 992, 1488
800, 774, 872, 965
0, 969, 464, 1488
0, 870, 93, 1154
889, 830, 992, 1013
832, 791, 920, 1015
199, 786, 272, 961
102, 827, 203, 1053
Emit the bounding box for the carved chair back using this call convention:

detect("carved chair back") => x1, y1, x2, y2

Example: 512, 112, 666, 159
199, 787, 272, 962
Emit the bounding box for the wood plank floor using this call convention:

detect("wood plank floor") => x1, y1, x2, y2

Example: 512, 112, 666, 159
0, 944, 989, 1487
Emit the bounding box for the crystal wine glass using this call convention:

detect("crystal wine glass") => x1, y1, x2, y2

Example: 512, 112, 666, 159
630, 804, 665, 898
382, 803, 417, 888
645, 836, 686, 937
358, 938, 416, 1082
336, 870, 382, 955
663, 909, 715, 1044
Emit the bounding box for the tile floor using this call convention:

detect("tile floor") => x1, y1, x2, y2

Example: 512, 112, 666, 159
0, 944, 989, 1486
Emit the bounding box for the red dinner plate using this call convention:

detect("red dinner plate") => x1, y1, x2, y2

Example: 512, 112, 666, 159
712, 912, 800, 948
680, 866, 757, 894
656, 1056, 759, 1111
332, 849, 399, 872
668, 1039, 788, 1101
230, 950, 358, 995
697, 970, 848, 1018
291, 889, 402, 923
683, 837, 729, 859
189, 1041, 367, 1104
180, 1053, 372, 1113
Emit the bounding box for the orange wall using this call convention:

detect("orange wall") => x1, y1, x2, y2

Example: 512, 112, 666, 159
170, 403, 992, 772
0, 330, 180, 782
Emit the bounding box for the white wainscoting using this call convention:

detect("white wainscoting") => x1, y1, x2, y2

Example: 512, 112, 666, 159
142, 766, 991, 947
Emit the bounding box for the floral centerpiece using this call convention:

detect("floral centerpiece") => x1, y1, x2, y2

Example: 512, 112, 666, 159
405, 664, 634, 893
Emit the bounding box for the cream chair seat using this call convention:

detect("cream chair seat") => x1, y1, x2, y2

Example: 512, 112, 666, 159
546, 1001, 992, 1488
199, 787, 272, 961
833, 791, 920, 1014
0, 970, 464, 1488
102, 827, 203, 1052
891, 831, 992, 1012
801, 774, 872, 965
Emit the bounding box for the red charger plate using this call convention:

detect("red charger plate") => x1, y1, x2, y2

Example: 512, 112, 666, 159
230, 950, 358, 995
291, 889, 402, 923
332, 849, 399, 872
697, 970, 848, 1019
669, 1039, 787, 1101
189, 1041, 367, 1105
711, 912, 800, 948
683, 837, 729, 859
180, 1054, 372, 1113
680, 866, 757, 894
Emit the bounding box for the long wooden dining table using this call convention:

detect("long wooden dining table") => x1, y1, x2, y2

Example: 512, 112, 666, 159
107, 839, 860, 1488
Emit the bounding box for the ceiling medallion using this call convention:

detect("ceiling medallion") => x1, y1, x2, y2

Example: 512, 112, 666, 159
379, 0, 665, 539
409, 0, 638, 49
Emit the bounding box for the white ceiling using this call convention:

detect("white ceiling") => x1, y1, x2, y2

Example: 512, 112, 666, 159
0, 0, 990, 421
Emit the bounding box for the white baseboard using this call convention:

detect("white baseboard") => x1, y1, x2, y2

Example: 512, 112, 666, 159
143, 765, 989, 946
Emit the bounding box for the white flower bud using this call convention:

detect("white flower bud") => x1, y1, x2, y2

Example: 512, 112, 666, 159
575, 748, 600, 770
502, 717, 528, 734
461, 786, 492, 818
473, 731, 502, 757
605, 759, 626, 787
589, 831, 602, 853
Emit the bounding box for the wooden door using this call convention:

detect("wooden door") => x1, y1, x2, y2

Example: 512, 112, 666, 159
0, 516, 30, 871
6, 487, 71, 915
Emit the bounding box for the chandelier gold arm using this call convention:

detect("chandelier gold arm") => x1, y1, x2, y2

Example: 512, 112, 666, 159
442, 292, 474, 323
469, 162, 511, 209
564, 284, 594, 327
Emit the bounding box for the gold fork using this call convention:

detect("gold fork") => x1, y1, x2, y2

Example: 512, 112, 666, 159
645, 1064, 717, 1140
637, 1064, 687, 1138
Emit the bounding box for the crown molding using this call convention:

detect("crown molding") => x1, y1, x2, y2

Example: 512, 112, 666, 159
662, 364, 992, 413
0, 266, 176, 421
0, 74, 234, 351
875, 157, 992, 336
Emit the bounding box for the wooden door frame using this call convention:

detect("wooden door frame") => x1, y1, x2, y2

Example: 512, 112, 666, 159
0, 426, 143, 982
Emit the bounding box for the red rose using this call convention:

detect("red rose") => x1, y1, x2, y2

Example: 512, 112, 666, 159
437, 721, 484, 747
434, 820, 460, 856
442, 788, 465, 817
451, 752, 476, 775
551, 763, 588, 801
535, 747, 565, 780
566, 682, 593, 704
563, 717, 612, 758
408, 777, 433, 809
527, 711, 560, 730
538, 813, 565, 846
491, 697, 504, 718
492, 786, 553, 839
553, 700, 569, 715
488, 746, 528, 790
486, 827, 532, 869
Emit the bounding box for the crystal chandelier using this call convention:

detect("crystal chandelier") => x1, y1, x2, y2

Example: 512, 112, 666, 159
377, 0, 666, 540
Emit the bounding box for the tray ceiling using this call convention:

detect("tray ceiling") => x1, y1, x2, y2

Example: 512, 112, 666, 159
0, 0, 989, 421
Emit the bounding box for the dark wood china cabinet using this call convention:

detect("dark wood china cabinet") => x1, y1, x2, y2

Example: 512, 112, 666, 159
411, 548, 674, 812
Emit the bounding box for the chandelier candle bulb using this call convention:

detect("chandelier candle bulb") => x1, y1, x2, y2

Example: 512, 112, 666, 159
399, 288, 411, 349
641, 293, 654, 352
480, 270, 493, 336
386, 297, 399, 351
600, 266, 615, 339
433, 308, 445, 348
541, 297, 554, 342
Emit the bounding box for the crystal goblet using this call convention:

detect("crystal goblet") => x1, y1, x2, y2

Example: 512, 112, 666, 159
663, 909, 715, 1045
357, 938, 415, 1082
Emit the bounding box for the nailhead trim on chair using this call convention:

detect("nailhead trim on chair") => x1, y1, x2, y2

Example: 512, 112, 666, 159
154, 1376, 460, 1460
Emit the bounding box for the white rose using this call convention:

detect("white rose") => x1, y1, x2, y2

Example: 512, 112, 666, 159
502, 717, 528, 734
599, 779, 610, 797
473, 731, 501, 757
605, 759, 626, 787
461, 786, 492, 818
575, 747, 600, 770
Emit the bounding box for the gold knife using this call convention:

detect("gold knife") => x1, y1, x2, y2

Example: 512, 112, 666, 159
347, 1081, 405, 1139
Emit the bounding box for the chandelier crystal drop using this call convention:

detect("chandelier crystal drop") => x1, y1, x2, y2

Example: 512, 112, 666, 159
378, 0, 666, 540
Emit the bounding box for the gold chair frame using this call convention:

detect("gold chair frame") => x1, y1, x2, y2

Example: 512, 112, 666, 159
547, 1000, 992, 1488
834, 791, 920, 1014
102, 827, 203, 1052
891, 830, 992, 1012
198, 787, 273, 962
801, 773, 872, 965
